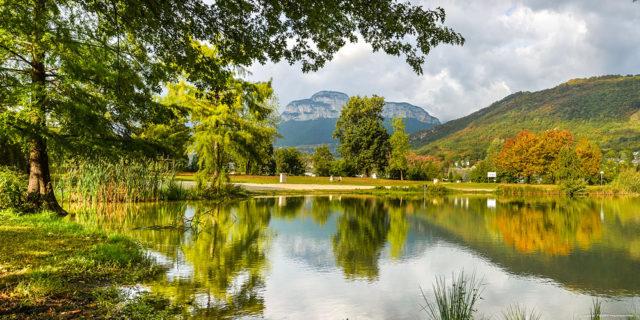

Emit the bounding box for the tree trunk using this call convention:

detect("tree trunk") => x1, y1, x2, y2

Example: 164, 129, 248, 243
211, 141, 221, 190
25, 0, 66, 216
25, 136, 65, 215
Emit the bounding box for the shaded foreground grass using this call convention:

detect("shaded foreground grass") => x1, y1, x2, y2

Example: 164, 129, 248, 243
0, 210, 181, 319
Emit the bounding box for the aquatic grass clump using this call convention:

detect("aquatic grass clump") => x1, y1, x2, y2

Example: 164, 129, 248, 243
421, 271, 484, 320
590, 299, 602, 320
501, 304, 541, 320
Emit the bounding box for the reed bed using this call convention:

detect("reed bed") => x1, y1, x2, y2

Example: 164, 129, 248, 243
55, 159, 184, 205
496, 185, 563, 197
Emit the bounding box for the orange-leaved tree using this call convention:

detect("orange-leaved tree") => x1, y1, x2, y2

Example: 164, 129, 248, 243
496, 129, 576, 182
537, 129, 575, 179
496, 130, 541, 182
575, 138, 603, 177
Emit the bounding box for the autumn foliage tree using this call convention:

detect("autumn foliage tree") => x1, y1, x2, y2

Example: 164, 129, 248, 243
495, 130, 546, 182
575, 138, 603, 177
405, 153, 441, 181
496, 129, 602, 184
537, 129, 575, 175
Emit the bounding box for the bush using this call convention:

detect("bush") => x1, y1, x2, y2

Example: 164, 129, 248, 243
560, 178, 587, 197
0, 166, 26, 209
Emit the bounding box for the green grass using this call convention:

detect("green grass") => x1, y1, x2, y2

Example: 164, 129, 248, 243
177, 173, 427, 187
0, 209, 182, 319
176, 174, 631, 198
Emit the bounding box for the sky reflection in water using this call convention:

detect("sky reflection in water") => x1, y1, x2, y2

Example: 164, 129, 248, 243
75, 195, 640, 319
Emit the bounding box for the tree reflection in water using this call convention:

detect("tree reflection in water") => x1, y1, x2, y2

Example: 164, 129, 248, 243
70, 195, 640, 317
331, 197, 390, 280
492, 199, 602, 255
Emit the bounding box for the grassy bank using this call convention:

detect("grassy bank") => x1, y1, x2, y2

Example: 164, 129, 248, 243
177, 173, 425, 187
0, 210, 182, 319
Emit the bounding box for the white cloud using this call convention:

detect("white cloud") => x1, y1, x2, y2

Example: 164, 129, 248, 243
245, 0, 640, 122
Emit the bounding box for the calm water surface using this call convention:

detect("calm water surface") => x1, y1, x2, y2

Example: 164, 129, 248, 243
75, 195, 640, 319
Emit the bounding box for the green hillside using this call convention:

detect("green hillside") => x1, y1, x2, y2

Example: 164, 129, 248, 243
410, 75, 640, 159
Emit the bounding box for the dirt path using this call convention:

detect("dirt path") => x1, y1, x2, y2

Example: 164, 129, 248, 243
177, 181, 376, 191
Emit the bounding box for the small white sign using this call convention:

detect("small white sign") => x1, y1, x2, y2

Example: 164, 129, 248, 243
487, 199, 496, 209
487, 172, 497, 178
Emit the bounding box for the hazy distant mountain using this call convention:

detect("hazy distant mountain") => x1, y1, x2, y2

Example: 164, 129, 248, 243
280, 91, 348, 121
277, 91, 440, 150
409, 75, 640, 158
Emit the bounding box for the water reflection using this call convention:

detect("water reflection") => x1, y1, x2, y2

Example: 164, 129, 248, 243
72, 195, 640, 319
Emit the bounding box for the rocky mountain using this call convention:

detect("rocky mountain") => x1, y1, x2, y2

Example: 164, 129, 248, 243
410, 75, 640, 159
280, 91, 439, 124
382, 102, 440, 125
280, 91, 348, 121
277, 91, 440, 150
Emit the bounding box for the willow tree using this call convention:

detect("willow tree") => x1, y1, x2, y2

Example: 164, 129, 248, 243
1, 0, 463, 214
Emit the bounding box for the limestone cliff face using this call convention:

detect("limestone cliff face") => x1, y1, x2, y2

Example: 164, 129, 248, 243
280, 91, 440, 125
382, 102, 440, 125
280, 91, 348, 121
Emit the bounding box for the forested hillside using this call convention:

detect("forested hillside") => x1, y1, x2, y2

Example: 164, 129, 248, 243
410, 75, 640, 159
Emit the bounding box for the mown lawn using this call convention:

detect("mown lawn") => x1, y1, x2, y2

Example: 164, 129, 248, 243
176, 173, 612, 195
176, 173, 428, 187
0, 210, 182, 319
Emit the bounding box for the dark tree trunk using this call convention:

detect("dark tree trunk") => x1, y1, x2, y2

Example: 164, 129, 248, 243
25, 135, 65, 215
25, 0, 66, 216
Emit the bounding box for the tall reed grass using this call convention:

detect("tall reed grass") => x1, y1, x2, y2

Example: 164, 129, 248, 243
496, 185, 563, 196
55, 159, 184, 205
421, 271, 483, 320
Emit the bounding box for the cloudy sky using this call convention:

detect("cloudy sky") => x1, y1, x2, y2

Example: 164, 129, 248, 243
245, 0, 640, 122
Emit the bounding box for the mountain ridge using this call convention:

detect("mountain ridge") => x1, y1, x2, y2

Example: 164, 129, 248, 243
409, 74, 640, 159
280, 91, 439, 124
277, 91, 441, 149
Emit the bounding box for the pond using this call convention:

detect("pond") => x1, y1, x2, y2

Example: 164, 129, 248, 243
74, 195, 640, 319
